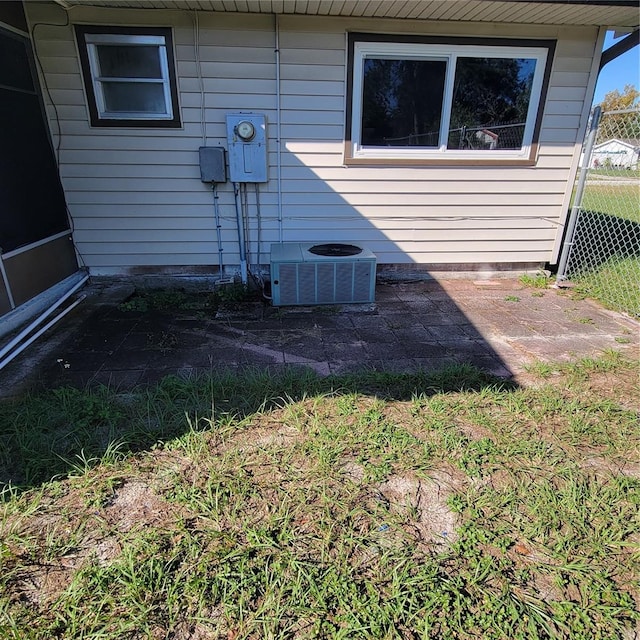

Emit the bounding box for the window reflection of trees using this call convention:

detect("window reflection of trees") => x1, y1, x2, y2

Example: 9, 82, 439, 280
361, 56, 535, 150
362, 58, 446, 147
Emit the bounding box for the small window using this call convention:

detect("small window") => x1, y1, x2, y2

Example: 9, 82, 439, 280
75, 25, 180, 128
347, 34, 555, 164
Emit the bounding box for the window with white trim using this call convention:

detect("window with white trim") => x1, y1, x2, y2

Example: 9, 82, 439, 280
346, 34, 555, 164
75, 25, 180, 128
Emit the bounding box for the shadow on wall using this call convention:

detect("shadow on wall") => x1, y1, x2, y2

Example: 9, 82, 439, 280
0, 128, 537, 491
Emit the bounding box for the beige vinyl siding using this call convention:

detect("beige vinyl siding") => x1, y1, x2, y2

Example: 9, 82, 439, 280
27, 4, 599, 272
28, 6, 277, 269
275, 16, 594, 266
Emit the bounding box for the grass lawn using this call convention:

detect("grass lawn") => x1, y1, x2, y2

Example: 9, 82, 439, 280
572, 255, 640, 318
588, 169, 640, 181
580, 184, 639, 224
1, 354, 639, 639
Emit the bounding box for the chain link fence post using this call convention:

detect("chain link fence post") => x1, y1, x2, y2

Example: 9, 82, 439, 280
557, 106, 602, 281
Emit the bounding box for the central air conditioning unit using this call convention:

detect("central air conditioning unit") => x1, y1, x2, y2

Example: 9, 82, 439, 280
270, 243, 376, 306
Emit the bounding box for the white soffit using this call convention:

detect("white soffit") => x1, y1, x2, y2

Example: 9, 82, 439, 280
51, 1, 640, 29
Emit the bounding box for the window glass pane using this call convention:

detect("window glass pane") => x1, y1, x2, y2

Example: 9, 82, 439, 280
97, 45, 162, 78
361, 58, 446, 147
447, 57, 536, 150
102, 82, 167, 114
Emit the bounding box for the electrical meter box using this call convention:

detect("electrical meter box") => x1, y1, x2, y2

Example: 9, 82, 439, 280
226, 113, 267, 183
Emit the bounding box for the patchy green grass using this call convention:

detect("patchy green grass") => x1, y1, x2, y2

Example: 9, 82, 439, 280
118, 283, 258, 314
0, 355, 639, 639
573, 255, 640, 318
588, 168, 640, 180
580, 184, 639, 223
564, 178, 640, 316
519, 272, 553, 290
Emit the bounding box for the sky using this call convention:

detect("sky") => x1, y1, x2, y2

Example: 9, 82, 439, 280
592, 31, 640, 105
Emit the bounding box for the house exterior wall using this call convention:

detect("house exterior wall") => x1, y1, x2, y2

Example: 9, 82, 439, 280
26, 3, 602, 275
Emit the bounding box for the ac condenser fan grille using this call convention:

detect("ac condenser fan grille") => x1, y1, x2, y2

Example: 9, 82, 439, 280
308, 243, 363, 257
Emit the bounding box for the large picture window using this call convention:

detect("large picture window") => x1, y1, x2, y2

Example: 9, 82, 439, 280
75, 25, 180, 128
347, 34, 555, 164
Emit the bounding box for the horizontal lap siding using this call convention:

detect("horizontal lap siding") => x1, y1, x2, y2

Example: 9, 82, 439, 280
277, 17, 593, 265
28, 6, 278, 268
26, 5, 597, 271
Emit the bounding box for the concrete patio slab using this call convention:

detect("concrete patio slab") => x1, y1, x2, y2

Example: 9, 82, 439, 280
0, 277, 638, 398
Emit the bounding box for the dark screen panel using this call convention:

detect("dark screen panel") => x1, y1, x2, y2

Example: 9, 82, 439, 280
4, 235, 78, 307
0, 276, 11, 315
0, 31, 34, 92
0, 2, 28, 33
0, 26, 70, 255
0, 89, 69, 253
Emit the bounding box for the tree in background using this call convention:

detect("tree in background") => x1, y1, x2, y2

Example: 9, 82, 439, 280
597, 84, 640, 143
360, 55, 534, 149
447, 57, 535, 149
599, 83, 639, 111
361, 58, 446, 146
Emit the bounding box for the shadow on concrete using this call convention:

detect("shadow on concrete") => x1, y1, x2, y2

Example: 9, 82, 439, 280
0, 348, 513, 492
0, 277, 516, 491
5, 278, 515, 392
2, 275, 639, 491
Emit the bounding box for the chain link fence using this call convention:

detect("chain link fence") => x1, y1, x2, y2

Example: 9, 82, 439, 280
557, 107, 640, 317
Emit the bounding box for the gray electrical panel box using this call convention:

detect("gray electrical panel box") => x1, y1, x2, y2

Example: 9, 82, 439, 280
199, 146, 226, 183
226, 113, 267, 183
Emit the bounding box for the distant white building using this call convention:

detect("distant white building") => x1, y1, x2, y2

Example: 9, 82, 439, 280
590, 139, 640, 169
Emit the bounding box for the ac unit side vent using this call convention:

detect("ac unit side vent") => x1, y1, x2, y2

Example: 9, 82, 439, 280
270, 243, 376, 306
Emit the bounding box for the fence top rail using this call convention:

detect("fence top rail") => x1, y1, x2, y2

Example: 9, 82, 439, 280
600, 108, 640, 116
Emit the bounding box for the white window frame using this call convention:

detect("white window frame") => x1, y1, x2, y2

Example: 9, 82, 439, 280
84, 32, 174, 121
350, 40, 549, 161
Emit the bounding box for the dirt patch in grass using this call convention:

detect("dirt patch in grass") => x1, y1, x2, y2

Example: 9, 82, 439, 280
4, 467, 192, 610
103, 480, 177, 533
223, 416, 302, 456
379, 467, 464, 547
7, 513, 101, 607
579, 367, 640, 411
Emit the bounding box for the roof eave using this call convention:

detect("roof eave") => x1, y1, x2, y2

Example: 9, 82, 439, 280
48, 0, 640, 29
